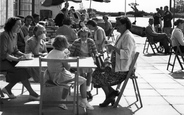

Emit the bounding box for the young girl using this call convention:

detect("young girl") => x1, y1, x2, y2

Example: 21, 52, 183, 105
69, 28, 98, 101
45, 35, 94, 110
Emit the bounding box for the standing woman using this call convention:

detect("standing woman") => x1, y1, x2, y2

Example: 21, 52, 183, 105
86, 20, 106, 53
92, 17, 136, 107
0, 17, 39, 100
171, 19, 184, 53
103, 15, 113, 36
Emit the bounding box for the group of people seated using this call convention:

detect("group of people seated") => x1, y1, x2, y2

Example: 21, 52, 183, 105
0, 12, 138, 111
145, 17, 184, 55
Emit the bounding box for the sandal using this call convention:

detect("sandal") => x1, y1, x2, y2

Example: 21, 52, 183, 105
58, 104, 68, 110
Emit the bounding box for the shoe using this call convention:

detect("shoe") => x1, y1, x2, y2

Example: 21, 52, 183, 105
87, 91, 93, 101
58, 104, 68, 110
99, 97, 115, 107
29, 95, 40, 101
79, 101, 94, 110
2, 88, 16, 99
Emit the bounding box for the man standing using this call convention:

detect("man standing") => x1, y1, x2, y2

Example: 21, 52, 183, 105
163, 6, 173, 37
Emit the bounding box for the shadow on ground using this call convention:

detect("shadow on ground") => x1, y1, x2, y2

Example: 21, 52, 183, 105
169, 70, 184, 79
87, 105, 133, 115
0, 95, 134, 115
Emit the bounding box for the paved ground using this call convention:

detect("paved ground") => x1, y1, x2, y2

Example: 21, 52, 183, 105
0, 35, 184, 115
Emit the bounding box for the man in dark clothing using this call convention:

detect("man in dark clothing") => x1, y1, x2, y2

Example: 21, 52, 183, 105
146, 18, 171, 54
163, 6, 173, 37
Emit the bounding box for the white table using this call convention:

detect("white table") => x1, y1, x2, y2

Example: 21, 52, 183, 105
16, 57, 96, 68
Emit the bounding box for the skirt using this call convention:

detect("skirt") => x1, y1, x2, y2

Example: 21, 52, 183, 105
92, 68, 128, 88
0, 60, 31, 83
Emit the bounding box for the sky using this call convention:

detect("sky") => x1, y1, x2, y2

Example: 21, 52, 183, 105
68, 0, 171, 13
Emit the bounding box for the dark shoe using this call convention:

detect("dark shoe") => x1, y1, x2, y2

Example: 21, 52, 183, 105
29, 95, 40, 101
99, 97, 115, 107
87, 91, 93, 101
2, 88, 16, 99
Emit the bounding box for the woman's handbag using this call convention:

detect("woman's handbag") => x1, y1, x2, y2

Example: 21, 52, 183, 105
110, 50, 116, 72
94, 53, 105, 71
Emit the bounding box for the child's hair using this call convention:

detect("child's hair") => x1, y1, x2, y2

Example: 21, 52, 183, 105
77, 27, 91, 37
52, 35, 69, 50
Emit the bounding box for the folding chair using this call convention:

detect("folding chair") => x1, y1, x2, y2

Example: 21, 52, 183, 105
143, 31, 163, 54
39, 57, 80, 115
113, 52, 143, 109
167, 44, 184, 72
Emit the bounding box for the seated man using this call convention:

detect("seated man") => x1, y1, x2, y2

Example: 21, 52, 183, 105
145, 18, 171, 54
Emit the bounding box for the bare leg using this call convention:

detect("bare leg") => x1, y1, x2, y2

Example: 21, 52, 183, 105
80, 82, 87, 98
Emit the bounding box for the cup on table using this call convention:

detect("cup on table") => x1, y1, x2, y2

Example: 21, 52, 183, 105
24, 53, 32, 59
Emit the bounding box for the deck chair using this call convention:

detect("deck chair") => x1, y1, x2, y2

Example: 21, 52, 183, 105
167, 44, 184, 72
113, 52, 143, 109
39, 57, 80, 115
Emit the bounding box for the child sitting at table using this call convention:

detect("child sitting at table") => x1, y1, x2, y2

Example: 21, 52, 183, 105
45, 35, 94, 110
69, 27, 98, 101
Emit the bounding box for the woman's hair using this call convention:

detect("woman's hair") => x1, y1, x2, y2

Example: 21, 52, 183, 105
32, 24, 44, 35
4, 17, 21, 32
116, 16, 132, 29
174, 19, 184, 26
86, 20, 97, 27
77, 27, 91, 37
52, 35, 69, 50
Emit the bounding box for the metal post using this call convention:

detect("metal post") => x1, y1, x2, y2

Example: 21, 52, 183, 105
32, 0, 35, 16
89, 0, 92, 9
173, 0, 175, 28
6, 0, 8, 19
125, 0, 126, 16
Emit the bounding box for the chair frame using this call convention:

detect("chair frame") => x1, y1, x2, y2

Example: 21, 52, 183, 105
113, 52, 143, 110
143, 37, 159, 54
167, 44, 184, 72
39, 57, 80, 115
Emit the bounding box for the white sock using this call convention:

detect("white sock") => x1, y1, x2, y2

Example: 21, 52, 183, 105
82, 98, 88, 103
86, 86, 90, 92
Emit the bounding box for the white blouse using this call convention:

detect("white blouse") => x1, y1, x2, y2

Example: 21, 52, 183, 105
114, 30, 136, 72
171, 27, 184, 47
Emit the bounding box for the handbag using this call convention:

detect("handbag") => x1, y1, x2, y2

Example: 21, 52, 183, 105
94, 53, 105, 71
110, 50, 116, 72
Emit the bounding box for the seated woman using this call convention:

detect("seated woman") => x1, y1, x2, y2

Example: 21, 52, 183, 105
25, 24, 48, 57
69, 27, 98, 101
92, 17, 136, 107
171, 19, 184, 53
0, 17, 39, 100
45, 35, 94, 110
25, 24, 48, 82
